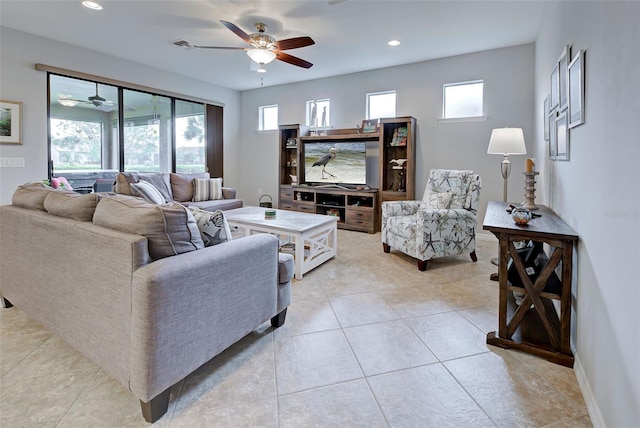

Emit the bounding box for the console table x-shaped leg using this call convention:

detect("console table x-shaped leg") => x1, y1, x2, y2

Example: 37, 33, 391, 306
487, 234, 574, 367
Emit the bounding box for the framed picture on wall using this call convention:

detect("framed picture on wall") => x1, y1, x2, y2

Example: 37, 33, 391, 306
550, 65, 559, 111
544, 96, 550, 141
558, 45, 571, 112
0, 100, 23, 145
555, 111, 570, 161
548, 111, 558, 159
568, 49, 585, 129
361, 119, 378, 133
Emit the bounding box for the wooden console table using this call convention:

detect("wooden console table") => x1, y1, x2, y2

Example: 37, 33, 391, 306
483, 201, 578, 367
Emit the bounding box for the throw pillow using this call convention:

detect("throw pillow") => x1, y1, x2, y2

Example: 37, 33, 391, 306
427, 169, 472, 210
188, 207, 232, 247
130, 181, 166, 205
115, 172, 172, 202
170, 172, 210, 202
423, 190, 452, 210
93, 195, 204, 260
139, 174, 172, 202
192, 178, 223, 202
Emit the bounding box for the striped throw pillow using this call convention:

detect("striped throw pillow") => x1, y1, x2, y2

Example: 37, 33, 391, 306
130, 181, 166, 205
192, 178, 223, 202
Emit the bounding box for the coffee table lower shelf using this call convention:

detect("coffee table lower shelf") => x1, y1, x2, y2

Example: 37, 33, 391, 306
225, 207, 337, 280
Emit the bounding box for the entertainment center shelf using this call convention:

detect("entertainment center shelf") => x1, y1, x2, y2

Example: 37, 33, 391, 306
284, 186, 378, 233
278, 118, 416, 233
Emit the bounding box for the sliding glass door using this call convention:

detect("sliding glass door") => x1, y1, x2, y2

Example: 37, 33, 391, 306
48, 73, 217, 186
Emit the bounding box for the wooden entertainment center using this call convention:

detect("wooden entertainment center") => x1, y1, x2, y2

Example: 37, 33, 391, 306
278, 117, 416, 233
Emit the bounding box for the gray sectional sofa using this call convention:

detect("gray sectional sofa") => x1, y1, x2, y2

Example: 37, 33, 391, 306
0, 184, 292, 423
113, 171, 244, 211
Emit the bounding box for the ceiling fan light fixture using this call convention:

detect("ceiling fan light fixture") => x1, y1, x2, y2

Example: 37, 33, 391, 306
58, 95, 79, 107
82, 1, 103, 10
247, 49, 276, 65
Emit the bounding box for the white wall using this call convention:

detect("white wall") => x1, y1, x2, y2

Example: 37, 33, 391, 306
238, 44, 535, 225
534, 2, 640, 426
0, 27, 241, 205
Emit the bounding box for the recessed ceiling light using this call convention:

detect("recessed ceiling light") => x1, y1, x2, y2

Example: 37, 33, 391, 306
388, 40, 401, 47
82, 1, 103, 10
257, 67, 267, 73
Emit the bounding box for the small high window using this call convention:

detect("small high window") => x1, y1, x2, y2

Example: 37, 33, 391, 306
443, 80, 484, 119
258, 104, 278, 131
366, 91, 396, 120
306, 99, 330, 127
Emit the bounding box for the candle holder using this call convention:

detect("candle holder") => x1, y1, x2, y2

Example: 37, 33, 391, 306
522, 171, 540, 210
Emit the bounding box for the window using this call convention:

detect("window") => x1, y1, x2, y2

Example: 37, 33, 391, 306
306, 99, 330, 127
47, 72, 220, 183
259, 104, 278, 131
175, 100, 206, 173
442, 80, 484, 119
50, 119, 102, 170
367, 91, 396, 120
123, 91, 171, 172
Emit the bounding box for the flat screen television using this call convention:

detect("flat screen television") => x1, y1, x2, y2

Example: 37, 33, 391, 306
304, 141, 367, 186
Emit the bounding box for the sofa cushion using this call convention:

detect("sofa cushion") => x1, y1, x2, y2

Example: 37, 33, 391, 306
192, 178, 223, 202
12, 183, 51, 211
186, 199, 244, 212
188, 207, 232, 247
93, 194, 204, 260
170, 172, 210, 202
44, 190, 99, 221
130, 181, 166, 205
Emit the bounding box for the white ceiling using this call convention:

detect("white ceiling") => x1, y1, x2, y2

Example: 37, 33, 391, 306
0, 0, 545, 91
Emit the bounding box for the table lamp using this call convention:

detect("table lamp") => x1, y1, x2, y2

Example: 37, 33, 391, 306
487, 128, 527, 202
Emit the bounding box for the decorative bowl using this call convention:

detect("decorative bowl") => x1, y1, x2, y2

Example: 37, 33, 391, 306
512, 207, 533, 225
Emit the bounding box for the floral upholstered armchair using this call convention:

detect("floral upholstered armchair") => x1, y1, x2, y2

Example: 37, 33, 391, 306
381, 169, 482, 271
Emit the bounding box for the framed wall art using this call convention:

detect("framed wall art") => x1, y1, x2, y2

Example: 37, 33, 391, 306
0, 100, 22, 145
544, 96, 550, 141
550, 65, 559, 111
361, 119, 378, 133
568, 49, 585, 129
555, 111, 569, 161
548, 111, 557, 159
558, 45, 571, 112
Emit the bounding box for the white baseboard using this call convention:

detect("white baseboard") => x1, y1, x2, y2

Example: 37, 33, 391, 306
574, 352, 605, 428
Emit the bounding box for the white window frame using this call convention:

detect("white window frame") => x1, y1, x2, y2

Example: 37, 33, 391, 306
366, 90, 396, 120
439, 80, 487, 123
258, 104, 278, 131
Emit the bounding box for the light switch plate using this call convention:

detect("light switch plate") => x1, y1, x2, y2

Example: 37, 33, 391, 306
0, 157, 25, 167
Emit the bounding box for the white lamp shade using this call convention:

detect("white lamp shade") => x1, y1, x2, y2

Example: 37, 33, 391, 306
247, 49, 276, 65
487, 128, 527, 155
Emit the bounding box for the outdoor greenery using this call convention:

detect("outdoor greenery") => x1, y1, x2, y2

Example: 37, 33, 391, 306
52, 114, 205, 173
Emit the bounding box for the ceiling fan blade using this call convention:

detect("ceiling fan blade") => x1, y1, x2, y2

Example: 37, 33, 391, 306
275, 36, 315, 51
220, 20, 251, 44
275, 51, 313, 69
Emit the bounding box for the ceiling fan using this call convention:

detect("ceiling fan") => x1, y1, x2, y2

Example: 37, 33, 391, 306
58, 83, 117, 112
174, 20, 315, 69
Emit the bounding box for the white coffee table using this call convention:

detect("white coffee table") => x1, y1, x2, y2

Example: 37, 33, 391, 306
224, 206, 338, 280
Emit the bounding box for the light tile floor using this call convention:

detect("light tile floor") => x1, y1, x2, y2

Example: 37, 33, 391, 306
0, 230, 592, 427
